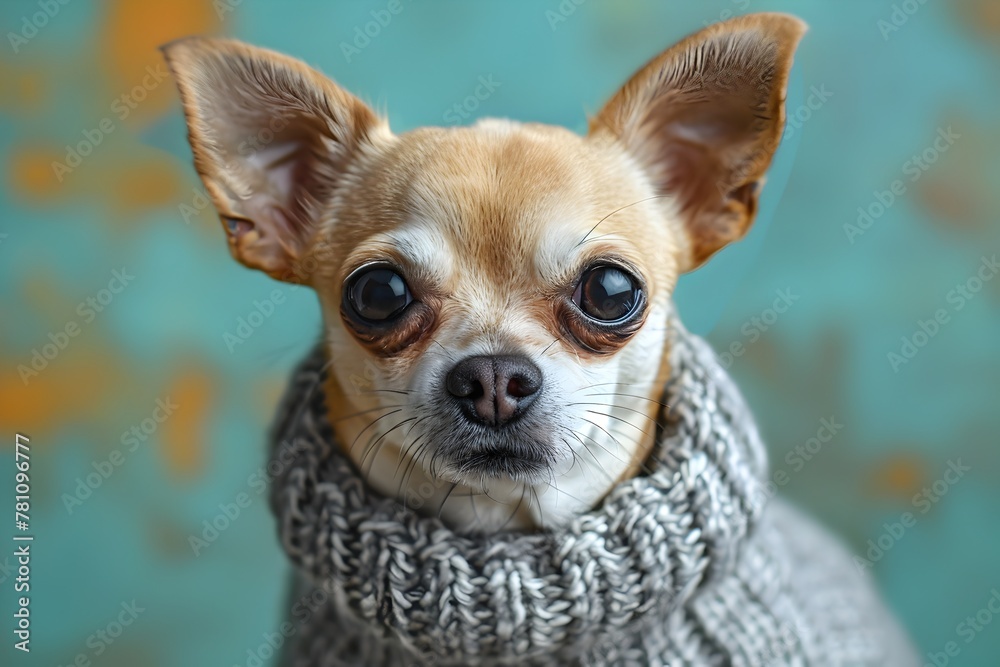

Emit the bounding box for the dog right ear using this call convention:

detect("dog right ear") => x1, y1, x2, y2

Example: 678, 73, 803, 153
162, 38, 388, 283
589, 14, 806, 271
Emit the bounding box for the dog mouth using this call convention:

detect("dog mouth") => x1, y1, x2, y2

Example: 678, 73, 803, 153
435, 437, 556, 484
450, 445, 551, 482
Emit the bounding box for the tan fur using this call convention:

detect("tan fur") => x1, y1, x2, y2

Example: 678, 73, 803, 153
163, 13, 806, 533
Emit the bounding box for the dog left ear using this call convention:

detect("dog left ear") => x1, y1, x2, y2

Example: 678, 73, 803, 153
589, 13, 806, 271
161, 37, 387, 283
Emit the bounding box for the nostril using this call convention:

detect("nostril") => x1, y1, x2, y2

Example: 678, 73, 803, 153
506, 375, 538, 398
447, 375, 484, 399
445, 357, 490, 399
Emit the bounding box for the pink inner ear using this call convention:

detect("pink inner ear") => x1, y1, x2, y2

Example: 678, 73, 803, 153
653, 137, 724, 213
241, 192, 300, 240
639, 93, 765, 213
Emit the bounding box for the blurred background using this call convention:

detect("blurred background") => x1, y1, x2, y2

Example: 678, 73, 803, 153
2, 0, 999, 664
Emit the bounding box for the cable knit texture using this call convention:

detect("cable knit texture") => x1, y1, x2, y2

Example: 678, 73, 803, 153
268, 317, 918, 666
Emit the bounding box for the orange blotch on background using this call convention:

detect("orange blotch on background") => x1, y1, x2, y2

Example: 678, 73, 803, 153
109, 155, 185, 213
0, 348, 126, 443
159, 366, 214, 479
956, 0, 1000, 42
0, 66, 46, 113
147, 513, 195, 560
867, 453, 930, 501
15, 71, 45, 108
100, 0, 222, 124
8, 145, 70, 201
255, 377, 289, 416
915, 179, 982, 230
19, 273, 75, 322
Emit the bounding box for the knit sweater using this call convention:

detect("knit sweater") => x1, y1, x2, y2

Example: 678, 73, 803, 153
267, 318, 918, 666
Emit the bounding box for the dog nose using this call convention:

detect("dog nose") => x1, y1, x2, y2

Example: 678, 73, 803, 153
445, 355, 542, 427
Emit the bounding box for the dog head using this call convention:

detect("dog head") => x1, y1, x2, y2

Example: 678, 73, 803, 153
163, 13, 805, 532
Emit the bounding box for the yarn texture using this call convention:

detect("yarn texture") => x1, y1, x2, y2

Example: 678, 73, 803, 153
268, 317, 918, 666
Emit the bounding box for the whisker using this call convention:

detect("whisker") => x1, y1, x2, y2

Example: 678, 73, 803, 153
401, 438, 432, 511
393, 419, 430, 479
348, 409, 403, 457
429, 338, 457, 362
541, 337, 561, 357
568, 401, 663, 421
583, 409, 656, 437
574, 425, 655, 477
497, 483, 527, 532
329, 403, 412, 424
356, 388, 414, 396
436, 481, 459, 518
580, 392, 671, 411
567, 429, 625, 479
360, 415, 418, 476
572, 380, 662, 393
575, 195, 671, 247
529, 485, 544, 531
579, 416, 627, 457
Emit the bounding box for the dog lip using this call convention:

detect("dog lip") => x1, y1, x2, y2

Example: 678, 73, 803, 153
448, 444, 553, 481
455, 455, 549, 482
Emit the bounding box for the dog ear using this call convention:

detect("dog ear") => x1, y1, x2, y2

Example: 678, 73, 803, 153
589, 13, 806, 271
161, 38, 387, 283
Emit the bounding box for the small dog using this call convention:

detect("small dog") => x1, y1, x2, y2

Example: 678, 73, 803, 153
163, 13, 804, 534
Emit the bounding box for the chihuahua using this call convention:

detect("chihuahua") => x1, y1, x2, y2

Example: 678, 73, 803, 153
163, 13, 805, 534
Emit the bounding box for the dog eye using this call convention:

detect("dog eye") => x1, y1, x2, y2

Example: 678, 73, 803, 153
346, 266, 412, 322
573, 265, 641, 322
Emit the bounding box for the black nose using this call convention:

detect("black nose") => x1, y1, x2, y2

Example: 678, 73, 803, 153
445, 355, 542, 427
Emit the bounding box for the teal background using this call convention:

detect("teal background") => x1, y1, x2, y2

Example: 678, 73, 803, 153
2, 0, 999, 665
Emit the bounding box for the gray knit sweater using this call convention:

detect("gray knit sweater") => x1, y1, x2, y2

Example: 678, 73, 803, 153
267, 319, 918, 666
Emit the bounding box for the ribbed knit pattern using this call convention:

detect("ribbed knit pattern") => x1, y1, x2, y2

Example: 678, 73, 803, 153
268, 318, 918, 666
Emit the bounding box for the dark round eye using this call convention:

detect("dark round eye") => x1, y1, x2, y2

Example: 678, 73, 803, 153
346, 266, 412, 322
573, 265, 641, 322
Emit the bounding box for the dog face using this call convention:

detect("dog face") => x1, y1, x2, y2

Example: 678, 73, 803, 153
163, 13, 804, 532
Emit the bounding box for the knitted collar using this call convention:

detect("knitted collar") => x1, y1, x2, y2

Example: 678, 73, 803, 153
268, 317, 769, 665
